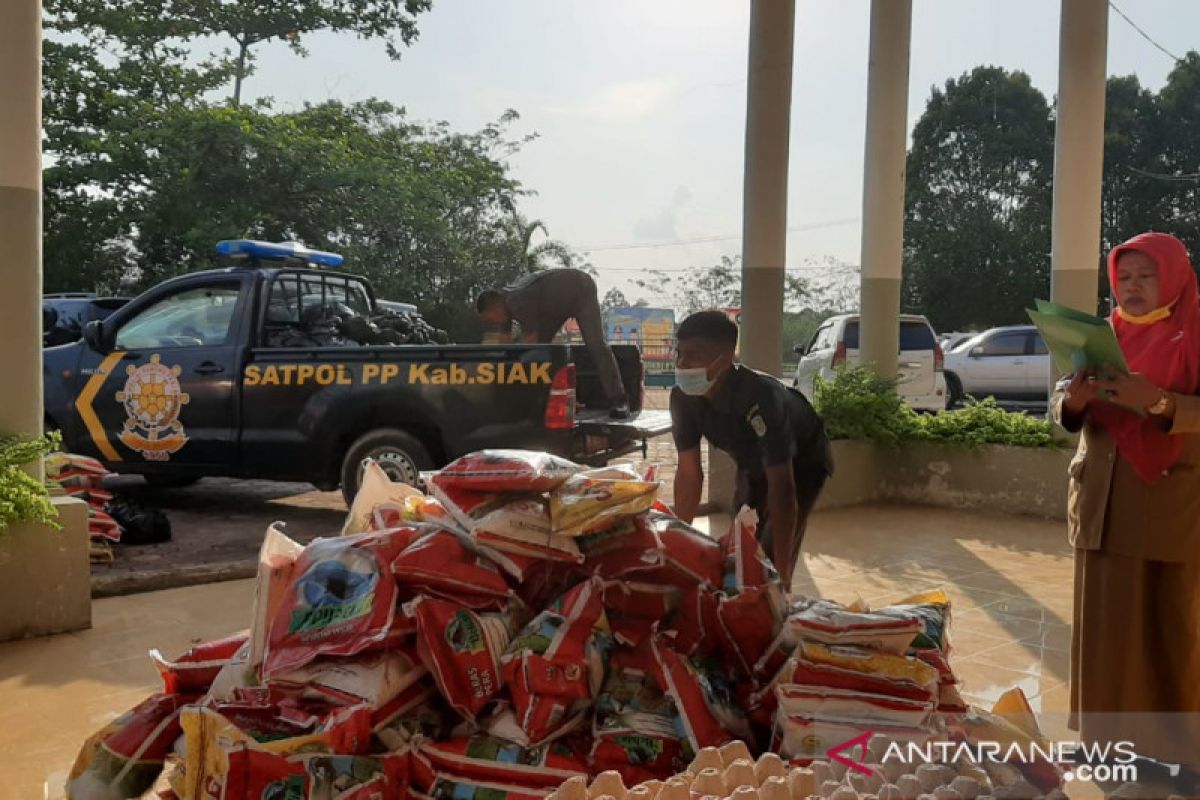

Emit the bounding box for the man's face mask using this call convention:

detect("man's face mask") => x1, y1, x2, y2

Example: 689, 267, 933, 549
675, 365, 716, 396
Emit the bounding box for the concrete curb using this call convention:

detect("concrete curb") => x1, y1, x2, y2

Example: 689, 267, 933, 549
91, 559, 257, 599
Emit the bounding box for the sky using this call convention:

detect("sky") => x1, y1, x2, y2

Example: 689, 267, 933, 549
239, 0, 1194, 304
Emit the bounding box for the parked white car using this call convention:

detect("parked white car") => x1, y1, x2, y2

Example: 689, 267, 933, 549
939, 331, 976, 353
943, 325, 1051, 405
792, 314, 948, 412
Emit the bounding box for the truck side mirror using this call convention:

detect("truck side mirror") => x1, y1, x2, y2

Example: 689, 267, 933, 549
83, 319, 109, 352
969, 346, 983, 358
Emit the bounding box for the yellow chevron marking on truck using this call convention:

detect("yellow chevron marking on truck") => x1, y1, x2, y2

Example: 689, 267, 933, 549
74, 351, 125, 462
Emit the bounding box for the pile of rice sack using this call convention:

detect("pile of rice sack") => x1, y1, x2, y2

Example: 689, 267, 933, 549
46, 452, 120, 561
66, 449, 1062, 800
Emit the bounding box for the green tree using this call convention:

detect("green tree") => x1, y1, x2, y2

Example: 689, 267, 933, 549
1101, 75, 1166, 256
601, 288, 630, 312
1146, 52, 1200, 261
633, 255, 811, 316
46, 0, 432, 106
902, 66, 1054, 331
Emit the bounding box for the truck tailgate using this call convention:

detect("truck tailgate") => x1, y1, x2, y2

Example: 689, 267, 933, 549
576, 409, 673, 439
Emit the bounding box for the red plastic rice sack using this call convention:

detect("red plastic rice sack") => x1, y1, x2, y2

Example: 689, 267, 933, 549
392, 529, 511, 602
650, 636, 741, 751
177, 702, 373, 800
590, 649, 689, 783
47, 452, 108, 476
781, 597, 923, 654
774, 684, 935, 728
646, 511, 723, 587
665, 586, 721, 657
773, 715, 932, 760
601, 580, 680, 622
581, 516, 666, 578
88, 513, 122, 543
748, 646, 939, 731
501, 577, 609, 744
409, 595, 514, 720
221, 750, 407, 800
716, 584, 785, 676
150, 631, 249, 694
473, 498, 584, 564
797, 640, 940, 691
437, 450, 581, 492
549, 465, 659, 537
410, 770, 550, 800
268, 647, 428, 710
263, 528, 418, 677
374, 681, 455, 749
415, 736, 588, 789
66, 692, 193, 800
428, 477, 516, 532
719, 506, 779, 592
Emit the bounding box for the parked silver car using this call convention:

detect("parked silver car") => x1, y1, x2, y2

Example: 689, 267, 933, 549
943, 325, 1050, 405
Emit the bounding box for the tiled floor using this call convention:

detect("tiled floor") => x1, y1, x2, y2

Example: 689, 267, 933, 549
0, 504, 1074, 800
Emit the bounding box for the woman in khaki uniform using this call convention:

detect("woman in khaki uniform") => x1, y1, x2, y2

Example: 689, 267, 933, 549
1053, 232, 1200, 783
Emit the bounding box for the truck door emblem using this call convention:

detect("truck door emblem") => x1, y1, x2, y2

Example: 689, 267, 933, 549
115, 355, 191, 460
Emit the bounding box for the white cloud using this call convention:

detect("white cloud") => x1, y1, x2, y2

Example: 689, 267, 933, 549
547, 77, 677, 122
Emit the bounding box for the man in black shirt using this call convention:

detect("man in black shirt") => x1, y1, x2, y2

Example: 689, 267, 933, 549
669, 310, 833, 586
477, 268, 628, 415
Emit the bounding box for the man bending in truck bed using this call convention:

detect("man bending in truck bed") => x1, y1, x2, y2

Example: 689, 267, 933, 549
476, 267, 629, 417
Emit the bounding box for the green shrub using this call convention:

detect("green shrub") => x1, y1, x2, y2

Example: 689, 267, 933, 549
0, 432, 62, 531
812, 366, 1063, 449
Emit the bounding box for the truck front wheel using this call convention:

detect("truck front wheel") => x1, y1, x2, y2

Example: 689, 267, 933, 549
340, 428, 433, 506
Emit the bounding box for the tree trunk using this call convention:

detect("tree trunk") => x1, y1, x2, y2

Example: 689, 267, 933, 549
232, 40, 248, 107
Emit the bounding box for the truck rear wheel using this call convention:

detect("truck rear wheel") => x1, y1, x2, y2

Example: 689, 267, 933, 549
340, 428, 433, 506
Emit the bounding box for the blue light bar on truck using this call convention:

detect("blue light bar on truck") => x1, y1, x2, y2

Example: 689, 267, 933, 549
215, 239, 345, 267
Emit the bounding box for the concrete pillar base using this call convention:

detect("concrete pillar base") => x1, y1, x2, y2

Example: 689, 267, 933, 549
0, 497, 91, 641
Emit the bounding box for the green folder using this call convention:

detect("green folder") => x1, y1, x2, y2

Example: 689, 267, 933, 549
1026, 299, 1129, 378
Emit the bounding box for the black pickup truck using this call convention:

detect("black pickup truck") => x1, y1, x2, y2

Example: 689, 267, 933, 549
43, 245, 670, 502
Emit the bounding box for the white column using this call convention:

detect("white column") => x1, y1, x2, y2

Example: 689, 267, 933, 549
0, 0, 44, 475
1050, 0, 1108, 314
858, 0, 913, 380
739, 0, 795, 377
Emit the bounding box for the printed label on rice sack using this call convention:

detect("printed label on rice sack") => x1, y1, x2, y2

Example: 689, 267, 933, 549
410, 596, 513, 719
150, 630, 249, 694
222, 750, 406, 800
798, 640, 940, 691
416, 735, 587, 788
392, 528, 512, 603
774, 684, 935, 728
263, 528, 418, 677
773, 715, 932, 760
67, 692, 194, 800
473, 498, 584, 564
502, 578, 610, 743
178, 703, 374, 800
549, 466, 659, 537
715, 583, 785, 676
780, 596, 923, 655
650, 638, 753, 751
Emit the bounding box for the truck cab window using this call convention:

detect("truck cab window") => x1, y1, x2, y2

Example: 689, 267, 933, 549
115, 286, 240, 349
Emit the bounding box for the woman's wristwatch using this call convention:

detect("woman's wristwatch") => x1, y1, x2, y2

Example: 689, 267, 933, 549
1148, 390, 1173, 416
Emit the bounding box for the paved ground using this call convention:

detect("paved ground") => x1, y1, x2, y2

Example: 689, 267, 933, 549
3, 505, 1085, 800
91, 390, 691, 595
